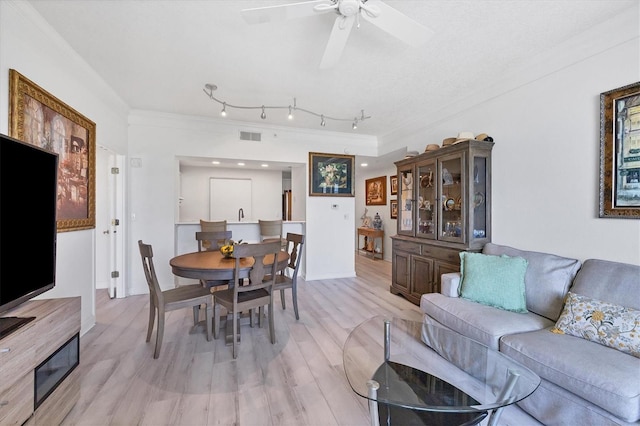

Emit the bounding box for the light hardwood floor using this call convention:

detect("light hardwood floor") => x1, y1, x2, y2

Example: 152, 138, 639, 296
61, 255, 540, 426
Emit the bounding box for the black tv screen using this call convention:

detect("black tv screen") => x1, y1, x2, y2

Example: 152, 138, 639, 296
0, 133, 58, 317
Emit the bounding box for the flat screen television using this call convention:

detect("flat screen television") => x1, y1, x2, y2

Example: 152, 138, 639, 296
0, 133, 58, 339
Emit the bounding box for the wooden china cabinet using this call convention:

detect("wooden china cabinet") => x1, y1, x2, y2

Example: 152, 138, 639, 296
391, 140, 493, 304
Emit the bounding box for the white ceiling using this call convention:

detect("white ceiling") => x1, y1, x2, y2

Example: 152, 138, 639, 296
28, 0, 634, 140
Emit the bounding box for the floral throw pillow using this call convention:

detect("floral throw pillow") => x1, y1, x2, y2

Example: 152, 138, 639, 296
551, 292, 640, 358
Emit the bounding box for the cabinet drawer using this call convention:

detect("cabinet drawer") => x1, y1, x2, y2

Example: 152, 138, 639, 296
0, 328, 36, 390
420, 245, 460, 264
0, 373, 34, 425
393, 240, 421, 254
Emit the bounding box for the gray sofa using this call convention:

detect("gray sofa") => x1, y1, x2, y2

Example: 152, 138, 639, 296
420, 243, 640, 425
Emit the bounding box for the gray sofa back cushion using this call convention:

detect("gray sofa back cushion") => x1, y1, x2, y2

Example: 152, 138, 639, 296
571, 259, 640, 310
482, 243, 581, 321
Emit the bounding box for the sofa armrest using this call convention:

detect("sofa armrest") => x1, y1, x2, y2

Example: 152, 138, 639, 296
441, 272, 461, 297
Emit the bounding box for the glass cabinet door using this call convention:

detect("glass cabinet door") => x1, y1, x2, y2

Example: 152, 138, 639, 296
439, 154, 465, 243
416, 161, 436, 239
471, 155, 488, 240
397, 167, 414, 235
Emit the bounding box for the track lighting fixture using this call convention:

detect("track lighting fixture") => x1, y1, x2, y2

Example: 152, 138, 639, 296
203, 84, 370, 129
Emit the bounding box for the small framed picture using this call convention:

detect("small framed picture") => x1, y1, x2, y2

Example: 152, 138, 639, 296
390, 175, 398, 195
390, 199, 398, 219
365, 176, 387, 206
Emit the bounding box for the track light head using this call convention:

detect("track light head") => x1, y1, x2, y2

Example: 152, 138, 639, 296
320, 115, 326, 127
260, 106, 266, 120
221, 102, 227, 117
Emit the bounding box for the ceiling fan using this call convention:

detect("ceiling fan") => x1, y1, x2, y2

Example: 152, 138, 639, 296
241, 0, 433, 69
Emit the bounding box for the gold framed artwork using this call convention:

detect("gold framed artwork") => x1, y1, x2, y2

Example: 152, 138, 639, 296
9, 69, 96, 232
365, 175, 387, 206
309, 152, 355, 196
390, 175, 398, 195
599, 81, 640, 218
390, 199, 398, 219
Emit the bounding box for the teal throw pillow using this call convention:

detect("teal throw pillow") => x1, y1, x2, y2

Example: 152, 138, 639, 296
459, 252, 528, 313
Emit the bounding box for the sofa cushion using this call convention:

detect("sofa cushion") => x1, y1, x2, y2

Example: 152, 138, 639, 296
501, 328, 640, 422
459, 252, 528, 313
570, 259, 640, 310
552, 292, 640, 358
482, 243, 582, 321
420, 293, 553, 350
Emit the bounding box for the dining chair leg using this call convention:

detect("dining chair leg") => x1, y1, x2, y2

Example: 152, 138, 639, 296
154, 309, 165, 359
292, 283, 300, 320
258, 306, 264, 328
192, 305, 199, 326
268, 300, 275, 344
146, 295, 155, 342
213, 303, 220, 340
249, 309, 255, 328
280, 289, 286, 309
205, 303, 212, 341
232, 311, 238, 359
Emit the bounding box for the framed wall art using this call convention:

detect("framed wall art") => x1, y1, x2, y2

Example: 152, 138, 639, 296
9, 69, 96, 231
599, 81, 640, 219
390, 175, 398, 195
390, 199, 398, 219
365, 175, 387, 206
309, 152, 354, 196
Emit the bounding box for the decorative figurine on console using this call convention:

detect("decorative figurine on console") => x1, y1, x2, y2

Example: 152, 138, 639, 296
361, 208, 372, 228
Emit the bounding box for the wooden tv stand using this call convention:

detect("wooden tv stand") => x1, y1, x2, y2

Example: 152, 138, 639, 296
0, 297, 80, 425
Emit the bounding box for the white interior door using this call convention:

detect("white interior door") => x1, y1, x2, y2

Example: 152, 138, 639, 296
209, 178, 252, 221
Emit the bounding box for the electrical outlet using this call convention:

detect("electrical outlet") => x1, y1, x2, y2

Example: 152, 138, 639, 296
331, 204, 339, 209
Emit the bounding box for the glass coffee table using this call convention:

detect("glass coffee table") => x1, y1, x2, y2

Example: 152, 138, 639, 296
343, 316, 540, 426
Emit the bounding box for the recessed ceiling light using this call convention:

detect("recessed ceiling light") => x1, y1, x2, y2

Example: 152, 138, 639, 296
211, 161, 220, 165
361, 163, 368, 167
261, 164, 269, 167
237, 162, 245, 166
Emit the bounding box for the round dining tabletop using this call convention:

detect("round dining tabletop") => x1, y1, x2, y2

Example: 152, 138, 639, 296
170, 250, 289, 282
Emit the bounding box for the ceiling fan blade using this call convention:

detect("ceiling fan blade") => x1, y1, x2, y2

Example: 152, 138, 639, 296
241, 0, 330, 25
360, 0, 433, 47
319, 15, 356, 69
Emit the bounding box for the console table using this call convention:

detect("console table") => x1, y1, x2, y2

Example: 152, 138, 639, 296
358, 227, 384, 260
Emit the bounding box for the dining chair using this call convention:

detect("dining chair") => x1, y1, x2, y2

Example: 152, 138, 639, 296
196, 230, 233, 288
258, 219, 286, 249
138, 240, 213, 359
213, 241, 281, 358
273, 233, 305, 320
199, 219, 227, 249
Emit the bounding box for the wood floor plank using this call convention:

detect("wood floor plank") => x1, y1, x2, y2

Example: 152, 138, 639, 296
58, 255, 540, 426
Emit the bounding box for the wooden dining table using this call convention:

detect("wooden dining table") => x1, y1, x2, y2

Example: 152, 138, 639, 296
169, 249, 290, 344
170, 249, 289, 282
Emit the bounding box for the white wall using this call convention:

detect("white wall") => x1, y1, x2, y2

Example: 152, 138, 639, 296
0, 1, 130, 334
179, 165, 284, 222
378, 7, 640, 265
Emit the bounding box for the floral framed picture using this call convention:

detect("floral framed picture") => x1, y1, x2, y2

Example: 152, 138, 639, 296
309, 152, 355, 196
599, 81, 640, 218
9, 69, 96, 232
390, 199, 398, 219
390, 175, 398, 195
366, 176, 387, 206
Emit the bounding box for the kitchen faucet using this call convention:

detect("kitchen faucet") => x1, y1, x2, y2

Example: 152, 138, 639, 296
238, 208, 244, 222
